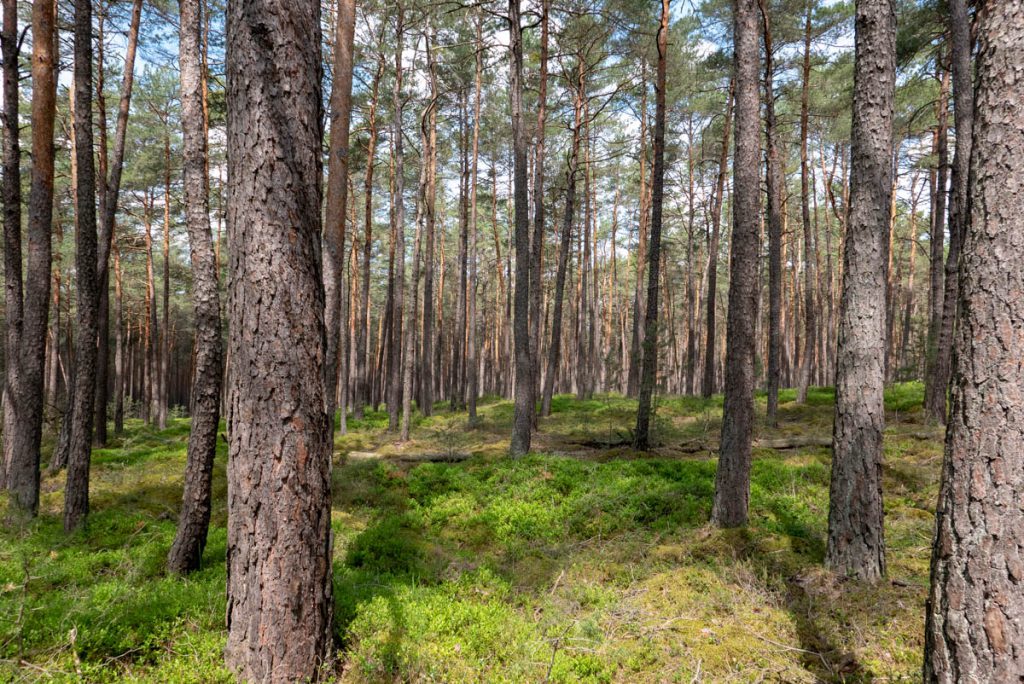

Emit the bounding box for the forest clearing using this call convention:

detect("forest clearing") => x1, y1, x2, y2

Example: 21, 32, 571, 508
3, 385, 939, 682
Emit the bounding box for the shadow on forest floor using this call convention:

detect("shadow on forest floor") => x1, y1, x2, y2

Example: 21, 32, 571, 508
1, 383, 937, 682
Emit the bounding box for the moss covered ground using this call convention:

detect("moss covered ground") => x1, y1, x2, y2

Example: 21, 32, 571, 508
1, 383, 941, 682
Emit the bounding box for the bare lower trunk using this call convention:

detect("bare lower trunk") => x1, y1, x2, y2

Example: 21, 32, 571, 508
924, 6, 1024, 680
223, 0, 333, 674
711, 0, 759, 527
761, 0, 783, 427
167, 0, 224, 575
825, 0, 895, 582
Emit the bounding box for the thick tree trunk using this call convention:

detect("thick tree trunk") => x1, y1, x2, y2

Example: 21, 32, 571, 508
633, 0, 668, 451
761, 0, 783, 427
3, 0, 56, 514
711, 0, 760, 528
323, 0, 355, 427
64, 0, 100, 532
508, 0, 533, 456
223, 0, 333, 674
825, 0, 895, 582
929, 0, 973, 426
167, 0, 224, 575
702, 81, 734, 399
924, 6, 1024, 679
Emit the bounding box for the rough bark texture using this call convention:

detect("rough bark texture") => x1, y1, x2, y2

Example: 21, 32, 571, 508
3, 0, 56, 515
167, 0, 223, 575
929, 0, 974, 426
323, 0, 355, 425
633, 0, 668, 451
924, 65, 951, 421
508, 0, 532, 457
223, 0, 333, 675
923, 4, 1024, 679
387, 8, 405, 433
64, 0, 100, 533
529, 0, 549, 426
711, 0, 760, 528
796, 7, 817, 404
825, 0, 895, 582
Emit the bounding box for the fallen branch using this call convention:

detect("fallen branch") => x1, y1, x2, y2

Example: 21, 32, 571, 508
753, 436, 833, 450
345, 450, 473, 464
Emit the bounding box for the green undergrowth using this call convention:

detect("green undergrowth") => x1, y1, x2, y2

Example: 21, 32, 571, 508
2, 383, 939, 682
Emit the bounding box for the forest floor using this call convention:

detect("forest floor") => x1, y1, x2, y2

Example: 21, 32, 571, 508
1, 384, 941, 683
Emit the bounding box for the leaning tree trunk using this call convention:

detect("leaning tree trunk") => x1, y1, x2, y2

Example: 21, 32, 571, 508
223, 0, 333, 676
508, 0, 533, 457
929, 0, 974, 426
64, 0, 100, 533
167, 0, 223, 575
825, 0, 895, 582
633, 0, 668, 451
711, 0, 760, 528
924, 4, 1024, 678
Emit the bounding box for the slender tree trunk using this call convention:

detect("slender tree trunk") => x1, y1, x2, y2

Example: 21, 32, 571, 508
541, 58, 584, 418
761, 0, 783, 427
159, 130, 171, 429
387, 6, 406, 432
530, 0, 550, 425
113, 246, 124, 434
323, 0, 355, 429
702, 81, 734, 398
93, 0, 143, 446
711, 0, 760, 528
467, 12, 483, 422
628, 68, 649, 398
64, 0, 100, 532
825, 0, 895, 582
797, 6, 817, 403
633, 0, 669, 451
508, 0, 533, 456
929, 0, 973, 425
924, 6, 1024, 678
923, 64, 951, 420
167, 0, 224, 575
419, 30, 438, 418
354, 50, 384, 421
223, 0, 333, 673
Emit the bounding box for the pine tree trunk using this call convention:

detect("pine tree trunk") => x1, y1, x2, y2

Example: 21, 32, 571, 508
387, 7, 406, 432
223, 0, 333, 673
633, 0, 669, 451
419, 31, 438, 418
508, 0, 533, 456
711, 0, 760, 528
467, 12, 483, 422
825, 0, 895, 582
167, 0, 224, 575
924, 5, 1024, 677
323, 0, 355, 427
797, 7, 817, 403
929, 0, 973, 426
65, 0, 100, 532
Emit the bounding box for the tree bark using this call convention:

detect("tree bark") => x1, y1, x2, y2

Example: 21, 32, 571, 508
167, 0, 224, 575
797, 5, 817, 404
530, 0, 550, 425
467, 12, 483, 422
825, 0, 895, 582
924, 5, 1024, 678
711, 0, 760, 528
508, 0, 533, 456
419, 29, 438, 418
2, 0, 56, 514
323, 0, 355, 428
928, 0, 973, 425
223, 0, 333, 674
64, 0, 100, 532
387, 6, 406, 432
633, 0, 669, 451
